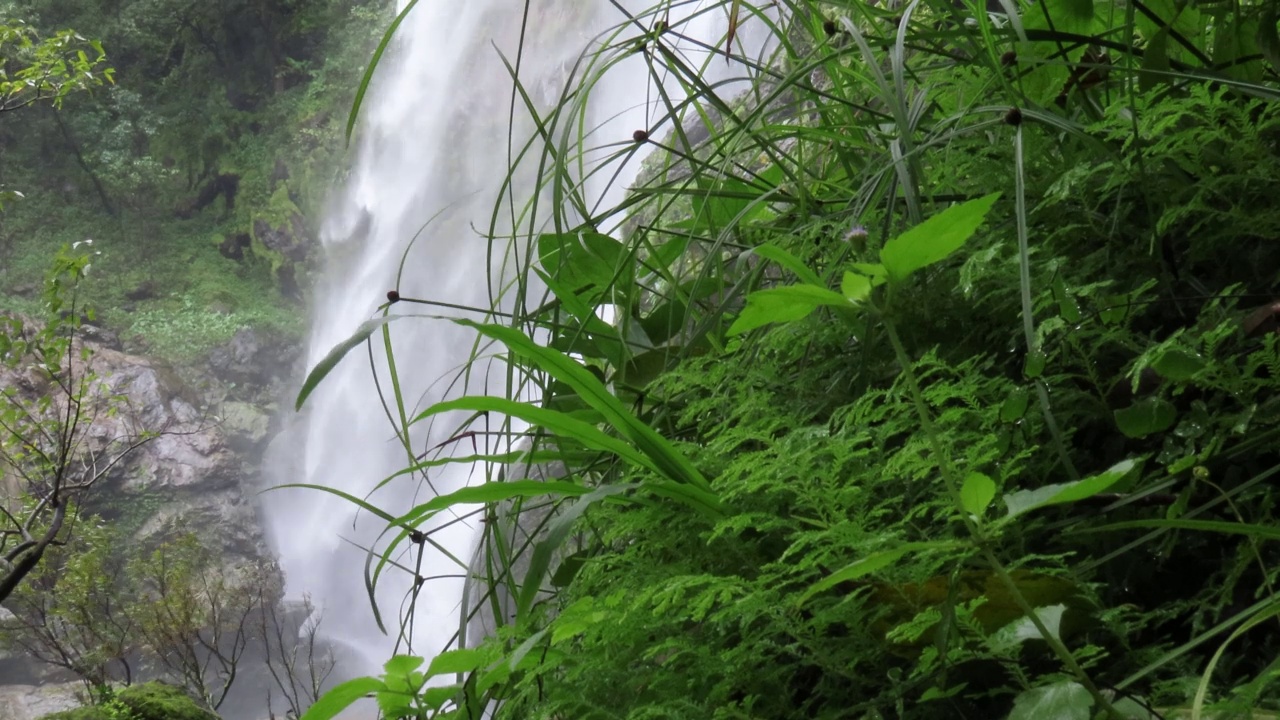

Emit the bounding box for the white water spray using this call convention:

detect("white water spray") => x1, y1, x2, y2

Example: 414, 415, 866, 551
264, 0, 771, 677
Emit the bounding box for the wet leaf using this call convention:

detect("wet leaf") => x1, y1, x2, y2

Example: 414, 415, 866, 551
1115, 397, 1177, 438
1008, 680, 1092, 720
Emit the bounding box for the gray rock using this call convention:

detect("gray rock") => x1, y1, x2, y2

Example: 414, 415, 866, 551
0, 682, 83, 720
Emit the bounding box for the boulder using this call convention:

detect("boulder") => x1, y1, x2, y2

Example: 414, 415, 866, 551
0, 683, 82, 720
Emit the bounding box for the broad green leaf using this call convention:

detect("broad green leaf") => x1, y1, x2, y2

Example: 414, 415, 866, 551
427, 647, 485, 678
989, 604, 1066, 652
727, 285, 852, 336
1115, 397, 1176, 438
420, 684, 463, 711
1140, 29, 1171, 92
841, 271, 873, 304
296, 316, 399, 411
1151, 348, 1206, 381
879, 193, 1000, 283
300, 677, 385, 720
800, 542, 955, 604
850, 263, 887, 284
754, 244, 823, 287
961, 472, 997, 517
1000, 387, 1030, 423
1004, 459, 1139, 518
1008, 680, 1092, 720
383, 655, 424, 678
537, 229, 628, 293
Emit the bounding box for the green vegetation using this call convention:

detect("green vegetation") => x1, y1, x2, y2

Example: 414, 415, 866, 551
0, 0, 391, 365
39, 682, 219, 720
297, 0, 1280, 718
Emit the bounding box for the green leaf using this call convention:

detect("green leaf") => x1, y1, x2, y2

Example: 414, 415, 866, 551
961, 472, 997, 517
1086, 519, 1280, 542
392, 479, 590, 528
841, 271, 874, 304
1151, 348, 1206, 381
989, 604, 1066, 652
1000, 387, 1030, 423
518, 485, 636, 622
879, 193, 1001, 283
427, 648, 485, 678
1114, 397, 1177, 438
537, 229, 628, 293
800, 542, 956, 604
1140, 28, 1171, 91
420, 684, 464, 711
1004, 459, 1139, 518
1008, 680, 1092, 720
456, 321, 717, 502
753, 244, 823, 287
300, 677, 384, 720
296, 317, 399, 411
383, 655, 425, 678
727, 285, 852, 336
346, 0, 421, 144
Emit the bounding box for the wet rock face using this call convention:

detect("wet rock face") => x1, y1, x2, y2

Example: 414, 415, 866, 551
73, 347, 271, 564
0, 332, 275, 569
207, 327, 300, 391
0, 682, 82, 720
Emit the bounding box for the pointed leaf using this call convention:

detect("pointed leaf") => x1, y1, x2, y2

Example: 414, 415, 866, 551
1114, 397, 1176, 438
296, 317, 400, 411
727, 285, 852, 336
754, 244, 823, 287
426, 648, 485, 678
800, 542, 956, 604
961, 472, 997, 517
1004, 459, 1138, 518
1008, 680, 1092, 720
880, 193, 1001, 283
841, 271, 874, 304
300, 677, 385, 720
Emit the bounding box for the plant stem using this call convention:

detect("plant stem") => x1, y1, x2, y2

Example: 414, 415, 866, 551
881, 309, 1121, 719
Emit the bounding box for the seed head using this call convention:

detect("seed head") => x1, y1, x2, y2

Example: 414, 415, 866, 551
386, 290, 401, 303
1004, 107, 1023, 126
632, 129, 649, 143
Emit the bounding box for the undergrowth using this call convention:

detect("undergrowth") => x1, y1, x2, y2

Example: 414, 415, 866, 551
296, 0, 1280, 718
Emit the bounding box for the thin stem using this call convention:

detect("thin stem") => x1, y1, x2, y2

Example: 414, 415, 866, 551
881, 309, 1119, 719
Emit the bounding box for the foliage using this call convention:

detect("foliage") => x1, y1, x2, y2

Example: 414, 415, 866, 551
0, 19, 112, 113
0, 243, 154, 604
0, 0, 390, 365
39, 682, 220, 720
300, 0, 1280, 718
0, 523, 325, 715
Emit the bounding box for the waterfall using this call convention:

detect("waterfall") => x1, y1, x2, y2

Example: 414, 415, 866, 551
264, 0, 771, 682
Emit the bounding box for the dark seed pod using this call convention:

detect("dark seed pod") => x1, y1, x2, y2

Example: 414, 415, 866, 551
1004, 107, 1023, 126
823, 19, 838, 36
632, 129, 649, 143
1000, 50, 1017, 67
386, 290, 401, 303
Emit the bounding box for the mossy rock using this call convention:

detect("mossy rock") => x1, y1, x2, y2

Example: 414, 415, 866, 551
39, 682, 220, 720
249, 185, 314, 297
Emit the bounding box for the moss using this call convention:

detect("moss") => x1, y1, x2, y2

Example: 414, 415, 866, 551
248, 185, 301, 273
39, 683, 221, 720
116, 682, 220, 720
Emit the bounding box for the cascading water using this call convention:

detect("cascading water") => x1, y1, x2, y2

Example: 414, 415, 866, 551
264, 0, 771, 685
